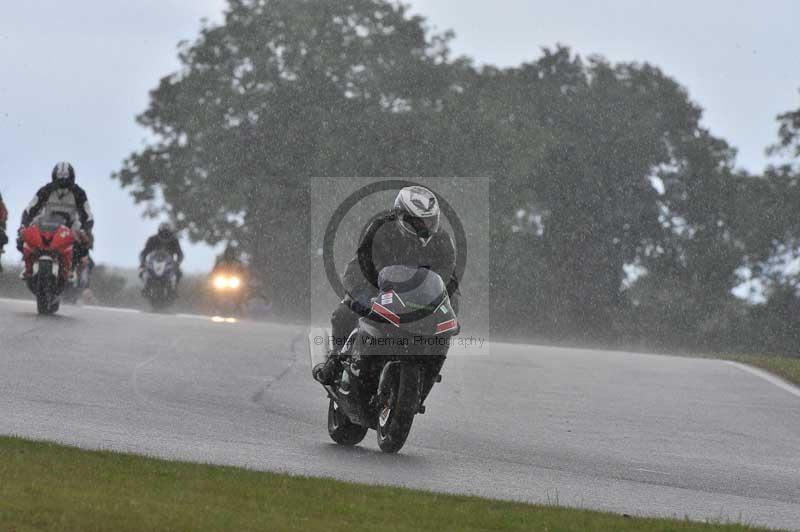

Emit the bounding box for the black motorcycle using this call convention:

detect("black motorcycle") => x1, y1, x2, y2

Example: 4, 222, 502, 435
141, 249, 178, 310
310, 266, 459, 453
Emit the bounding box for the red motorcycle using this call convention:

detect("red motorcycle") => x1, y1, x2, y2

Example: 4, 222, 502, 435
20, 214, 85, 314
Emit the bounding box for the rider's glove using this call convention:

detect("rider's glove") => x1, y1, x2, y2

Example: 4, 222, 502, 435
347, 288, 374, 315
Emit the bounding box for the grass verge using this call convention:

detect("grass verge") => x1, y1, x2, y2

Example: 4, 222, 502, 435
714, 354, 800, 387
0, 436, 772, 532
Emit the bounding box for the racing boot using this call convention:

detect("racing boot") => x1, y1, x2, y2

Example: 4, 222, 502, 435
313, 351, 343, 385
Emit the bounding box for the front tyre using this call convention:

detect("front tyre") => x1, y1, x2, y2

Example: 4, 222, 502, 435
146, 280, 174, 311
36, 291, 59, 315
327, 399, 367, 446
36, 291, 50, 314
377, 365, 421, 453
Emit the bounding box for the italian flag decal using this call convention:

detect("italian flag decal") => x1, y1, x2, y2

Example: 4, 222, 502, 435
435, 319, 458, 335
371, 302, 401, 327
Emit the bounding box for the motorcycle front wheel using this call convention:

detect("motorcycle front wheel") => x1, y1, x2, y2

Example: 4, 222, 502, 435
376, 365, 420, 453
327, 398, 368, 446
36, 290, 59, 315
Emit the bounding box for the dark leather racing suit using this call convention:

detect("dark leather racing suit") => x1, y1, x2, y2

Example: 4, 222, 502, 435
331, 209, 460, 351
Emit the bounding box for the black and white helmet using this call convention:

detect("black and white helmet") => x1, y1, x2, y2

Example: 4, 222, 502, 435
393, 185, 441, 246
51, 161, 75, 187
157, 222, 175, 240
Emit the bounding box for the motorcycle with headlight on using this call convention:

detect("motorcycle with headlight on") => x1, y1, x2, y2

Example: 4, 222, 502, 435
209, 266, 247, 316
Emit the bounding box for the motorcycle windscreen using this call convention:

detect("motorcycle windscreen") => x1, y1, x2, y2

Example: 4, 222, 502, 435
34, 213, 72, 233
146, 250, 175, 275
370, 266, 458, 337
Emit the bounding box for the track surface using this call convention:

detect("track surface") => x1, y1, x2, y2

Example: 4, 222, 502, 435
1, 297, 799, 530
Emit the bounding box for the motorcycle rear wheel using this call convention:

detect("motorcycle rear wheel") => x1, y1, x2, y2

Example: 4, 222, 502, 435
327, 399, 368, 446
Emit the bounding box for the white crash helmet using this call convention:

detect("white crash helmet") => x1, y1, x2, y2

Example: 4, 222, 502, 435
393, 185, 441, 246
51, 161, 75, 187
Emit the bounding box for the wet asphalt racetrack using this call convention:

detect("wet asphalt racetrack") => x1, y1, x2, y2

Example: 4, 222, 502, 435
1, 297, 798, 530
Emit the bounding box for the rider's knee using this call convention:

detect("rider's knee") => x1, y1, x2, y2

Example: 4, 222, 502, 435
331, 302, 352, 323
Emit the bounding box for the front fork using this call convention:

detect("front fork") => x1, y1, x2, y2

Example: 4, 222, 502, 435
27, 258, 61, 294
381, 356, 445, 415
375, 361, 426, 415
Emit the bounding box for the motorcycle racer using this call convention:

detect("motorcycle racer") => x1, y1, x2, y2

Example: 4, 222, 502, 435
18, 162, 94, 278
313, 185, 460, 385
139, 222, 184, 286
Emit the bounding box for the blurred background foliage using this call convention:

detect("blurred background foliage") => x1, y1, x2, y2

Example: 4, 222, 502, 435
103, 0, 800, 356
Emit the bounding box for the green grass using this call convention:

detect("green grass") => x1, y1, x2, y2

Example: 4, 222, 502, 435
0, 436, 772, 532
713, 353, 800, 387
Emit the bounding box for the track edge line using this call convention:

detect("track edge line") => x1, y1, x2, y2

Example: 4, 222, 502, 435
725, 360, 800, 400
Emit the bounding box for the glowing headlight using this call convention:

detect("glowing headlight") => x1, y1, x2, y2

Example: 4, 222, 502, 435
213, 275, 242, 290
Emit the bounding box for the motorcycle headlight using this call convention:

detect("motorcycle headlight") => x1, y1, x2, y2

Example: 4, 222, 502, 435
228, 276, 241, 289
213, 276, 228, 290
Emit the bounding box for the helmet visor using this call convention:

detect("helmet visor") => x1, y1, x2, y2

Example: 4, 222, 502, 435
53, 163, 73, 184
400, 212, 439, 239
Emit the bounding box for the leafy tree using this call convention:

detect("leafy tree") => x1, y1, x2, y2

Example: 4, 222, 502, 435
471, 48, 747, 339
114, 0, 789, 355
114, 0, 465, 311
774, 91, 800, 162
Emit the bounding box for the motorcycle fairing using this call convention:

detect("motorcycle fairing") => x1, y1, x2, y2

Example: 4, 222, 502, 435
22, 223, 75, 281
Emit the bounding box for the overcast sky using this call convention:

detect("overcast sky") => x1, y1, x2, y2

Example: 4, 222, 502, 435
1, 1, 798, 271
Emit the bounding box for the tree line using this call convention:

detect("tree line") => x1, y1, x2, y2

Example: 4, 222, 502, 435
113, 0, 800, 355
